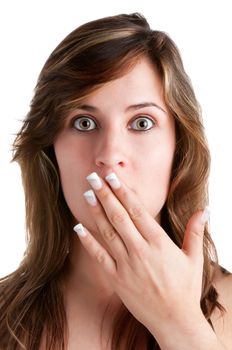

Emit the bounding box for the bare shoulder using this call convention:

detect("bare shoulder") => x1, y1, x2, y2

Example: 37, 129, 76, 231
211, 265, 232, 349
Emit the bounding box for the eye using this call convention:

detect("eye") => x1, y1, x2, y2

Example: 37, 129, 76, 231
73, 116, 97, 131
72, 115, 155, 132
130, 116, 155, 131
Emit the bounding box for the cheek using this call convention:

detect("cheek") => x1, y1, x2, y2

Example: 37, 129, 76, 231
54, 135, 90, 179
54, 139, 88, 208
142, 154, 173, 194
137, 141, 175, 216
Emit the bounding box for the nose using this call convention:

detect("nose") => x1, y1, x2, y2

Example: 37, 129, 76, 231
94, 131, 128, 170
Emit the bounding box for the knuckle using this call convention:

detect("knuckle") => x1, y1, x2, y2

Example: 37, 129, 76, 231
96, 250, 105, 264
134, 242, 146, 259
120, 189, 129, 200
103, 227, 117, 241
99, 188, 109, 200
129, 205, 143, 220
111, 212, 125, 225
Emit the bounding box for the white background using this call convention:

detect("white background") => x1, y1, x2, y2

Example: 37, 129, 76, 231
0, 0, 231, 277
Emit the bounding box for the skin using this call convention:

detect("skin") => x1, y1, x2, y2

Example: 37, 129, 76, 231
55, 58, 175, 236
54, 57, 175, 292
53, 57, 227, 349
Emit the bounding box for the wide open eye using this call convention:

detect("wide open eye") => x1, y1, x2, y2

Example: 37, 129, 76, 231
130, 116, 155, 131
73, 116, 97, 131
72, 115, 155, 132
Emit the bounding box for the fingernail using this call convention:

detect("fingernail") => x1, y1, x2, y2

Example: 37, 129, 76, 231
83, 189, 97, 206
105, 172, 121, 189
86, 172, 102, 190
73, 223, 87, 237
200, 206, 210, 225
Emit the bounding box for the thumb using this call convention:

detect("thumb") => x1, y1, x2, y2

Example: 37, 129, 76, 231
182, 207, 210, 259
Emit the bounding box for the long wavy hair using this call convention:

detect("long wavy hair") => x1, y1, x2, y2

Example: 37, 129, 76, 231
0, 13, 225, 349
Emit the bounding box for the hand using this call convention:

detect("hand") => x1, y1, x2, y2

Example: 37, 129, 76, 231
74, 171, 209, 343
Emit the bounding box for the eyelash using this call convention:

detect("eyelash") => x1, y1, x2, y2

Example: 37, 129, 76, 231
71, 115, 156, 133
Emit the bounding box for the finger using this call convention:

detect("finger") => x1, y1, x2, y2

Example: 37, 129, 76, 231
73, 223, 117, 276
87, 172, 166, 247
105, 172, 170, 246
86, 172, 145, 252
182, 207, 210, 260
83, 189, 129, 259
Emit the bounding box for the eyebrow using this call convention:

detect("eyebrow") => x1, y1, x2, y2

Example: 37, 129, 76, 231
75, 102, 167, 114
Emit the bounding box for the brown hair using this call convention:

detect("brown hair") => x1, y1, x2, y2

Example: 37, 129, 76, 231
0, 12, 224, 349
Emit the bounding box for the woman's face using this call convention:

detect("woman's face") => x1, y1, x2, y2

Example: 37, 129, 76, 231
54, 57, 176, 238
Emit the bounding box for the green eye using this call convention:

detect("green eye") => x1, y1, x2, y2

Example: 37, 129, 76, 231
131, 117, 154, 131
73, 117, 96, 131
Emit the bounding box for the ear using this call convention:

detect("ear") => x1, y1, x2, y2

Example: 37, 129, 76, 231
182, 208, 210, 260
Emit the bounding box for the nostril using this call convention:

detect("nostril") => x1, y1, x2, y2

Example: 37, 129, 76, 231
95, 158, 127, 168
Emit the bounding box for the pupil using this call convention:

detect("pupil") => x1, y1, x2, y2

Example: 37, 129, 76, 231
138, 120, 147, 128
82, 119, 90, 128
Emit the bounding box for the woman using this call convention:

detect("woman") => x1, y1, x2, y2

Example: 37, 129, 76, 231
0, 12, 231, 350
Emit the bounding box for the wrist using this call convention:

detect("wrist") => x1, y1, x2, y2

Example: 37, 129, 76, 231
149, 312, 226, 350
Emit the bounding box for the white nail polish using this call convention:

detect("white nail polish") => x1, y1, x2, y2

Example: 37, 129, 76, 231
83, 189, 97, 206
200, 206, 210, 224
86, 172, 102, 190
105, 172, 121, 189
73, 223, 87, 237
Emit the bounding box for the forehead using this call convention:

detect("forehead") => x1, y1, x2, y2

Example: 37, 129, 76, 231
80, 57, 165, 109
